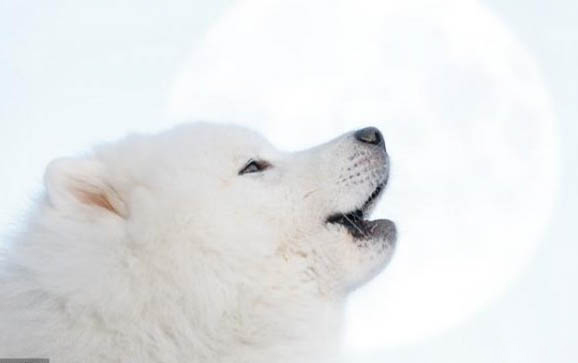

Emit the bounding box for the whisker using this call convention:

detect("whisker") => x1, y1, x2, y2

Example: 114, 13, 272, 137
342, 213, 368, 238
303, 188, 320, 200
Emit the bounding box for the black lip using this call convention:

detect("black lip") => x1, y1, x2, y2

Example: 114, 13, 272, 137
326, 182, 387, 239
361, 182, 384, 212
327, 209, 367, 239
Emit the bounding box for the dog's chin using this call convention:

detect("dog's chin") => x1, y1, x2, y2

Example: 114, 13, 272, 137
326, 182, 397, 244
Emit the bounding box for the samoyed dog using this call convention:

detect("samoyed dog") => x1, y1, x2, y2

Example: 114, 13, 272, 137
0, 123, 396, 363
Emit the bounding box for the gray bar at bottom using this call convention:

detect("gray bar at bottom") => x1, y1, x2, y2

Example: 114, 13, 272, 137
0, 359, 49, 363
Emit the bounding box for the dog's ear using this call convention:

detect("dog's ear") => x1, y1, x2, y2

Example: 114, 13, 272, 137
44, 157, 128, 218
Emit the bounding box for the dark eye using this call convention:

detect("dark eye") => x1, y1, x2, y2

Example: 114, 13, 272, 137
239, 159, 272, 175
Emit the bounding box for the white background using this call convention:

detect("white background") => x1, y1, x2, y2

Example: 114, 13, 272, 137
1, 1, 577, 362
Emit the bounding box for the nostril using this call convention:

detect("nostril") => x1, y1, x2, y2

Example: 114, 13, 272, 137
354, 127, 385, 149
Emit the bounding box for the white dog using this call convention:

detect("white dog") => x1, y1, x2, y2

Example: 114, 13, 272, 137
0, 123, 396, 362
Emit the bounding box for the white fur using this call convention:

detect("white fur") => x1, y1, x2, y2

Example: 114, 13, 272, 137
0, 123, 394, 362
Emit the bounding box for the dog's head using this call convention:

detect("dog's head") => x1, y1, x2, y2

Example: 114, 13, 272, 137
44, 123, 396, 301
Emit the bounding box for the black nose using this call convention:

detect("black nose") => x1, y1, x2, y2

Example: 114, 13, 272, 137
354, 127, 385, 149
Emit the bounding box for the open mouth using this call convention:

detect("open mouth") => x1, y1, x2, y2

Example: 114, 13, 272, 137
326, 183, 395, 240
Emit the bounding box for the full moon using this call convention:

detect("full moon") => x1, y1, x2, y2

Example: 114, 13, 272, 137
168, 0, 559, 351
